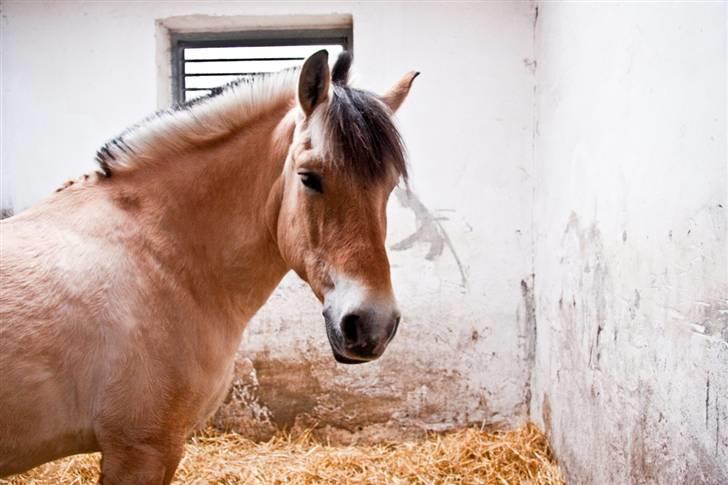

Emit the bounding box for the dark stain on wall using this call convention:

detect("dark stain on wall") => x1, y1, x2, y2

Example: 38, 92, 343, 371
541, 393, 552, 437
520, 276, 537, 365
212, 352, 488, 444
520, 275, 537, 409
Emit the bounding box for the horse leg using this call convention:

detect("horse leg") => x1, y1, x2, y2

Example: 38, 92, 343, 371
98, 440, 184, 485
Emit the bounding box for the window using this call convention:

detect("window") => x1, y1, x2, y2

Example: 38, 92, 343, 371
170, 29, 352, 104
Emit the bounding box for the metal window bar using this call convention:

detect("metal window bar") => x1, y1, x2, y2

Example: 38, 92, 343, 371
170, 29, 352, 105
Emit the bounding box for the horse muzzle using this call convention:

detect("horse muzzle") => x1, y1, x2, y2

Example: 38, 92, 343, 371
324, 307, 401, 364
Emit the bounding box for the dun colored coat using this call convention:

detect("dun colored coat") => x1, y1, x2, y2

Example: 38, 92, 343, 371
0, 51, 417, 483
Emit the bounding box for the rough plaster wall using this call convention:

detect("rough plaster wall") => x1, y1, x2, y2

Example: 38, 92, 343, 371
530, 3, 728, 483
1, 1, 537, 440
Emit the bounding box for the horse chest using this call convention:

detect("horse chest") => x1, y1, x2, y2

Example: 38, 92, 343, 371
193, 357, 236, 428
179, 324, 242, 429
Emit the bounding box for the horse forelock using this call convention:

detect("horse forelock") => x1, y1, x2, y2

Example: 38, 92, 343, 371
319, 83, 408, 186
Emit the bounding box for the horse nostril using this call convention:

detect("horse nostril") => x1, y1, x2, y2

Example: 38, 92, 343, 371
341, 313, 361, 344
392, 312, 401, 332
385, 314, 401, 346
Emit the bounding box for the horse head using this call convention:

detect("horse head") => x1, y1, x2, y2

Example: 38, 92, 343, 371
274, 51, 418, 364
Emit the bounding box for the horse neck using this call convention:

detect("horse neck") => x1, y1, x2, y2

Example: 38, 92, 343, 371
111, 102, 296, 322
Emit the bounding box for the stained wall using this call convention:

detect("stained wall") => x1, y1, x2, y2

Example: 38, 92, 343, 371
530, 3, 728, 482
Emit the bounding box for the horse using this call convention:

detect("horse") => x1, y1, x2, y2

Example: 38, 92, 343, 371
0, 50, 418, 483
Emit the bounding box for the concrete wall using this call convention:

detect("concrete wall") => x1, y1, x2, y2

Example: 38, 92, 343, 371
1, 1, 537, 440
530, 2, 728, 483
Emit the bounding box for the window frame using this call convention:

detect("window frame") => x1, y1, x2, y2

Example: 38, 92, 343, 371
170, 28, 353, 105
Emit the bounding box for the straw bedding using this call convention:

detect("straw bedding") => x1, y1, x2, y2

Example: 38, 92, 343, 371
1, 423, 564, 484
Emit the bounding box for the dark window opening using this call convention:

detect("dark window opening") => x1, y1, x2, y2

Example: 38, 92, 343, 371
170, 29, 352, 104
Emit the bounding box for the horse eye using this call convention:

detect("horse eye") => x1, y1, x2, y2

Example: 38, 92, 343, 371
299, 172, 323, 193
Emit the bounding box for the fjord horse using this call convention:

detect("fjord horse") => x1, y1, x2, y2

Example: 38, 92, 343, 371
0, 50, 417, 483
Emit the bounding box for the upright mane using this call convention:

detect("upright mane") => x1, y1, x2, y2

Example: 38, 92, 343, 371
94, 52, 408, 184
95, 68, 300, 176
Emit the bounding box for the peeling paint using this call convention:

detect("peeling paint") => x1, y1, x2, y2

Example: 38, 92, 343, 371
210, 358, 275, 441
534, 206, 727, 481
520, 275, 537, 410
391, 187, 468, 287
520, 276, 537, 366
690, 299, 728, 342
705, 375, 710, 428
523, 57, 537, 75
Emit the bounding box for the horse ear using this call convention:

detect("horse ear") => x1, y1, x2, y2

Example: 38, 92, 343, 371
298, 50, 330, 116
381, 71, 420, 113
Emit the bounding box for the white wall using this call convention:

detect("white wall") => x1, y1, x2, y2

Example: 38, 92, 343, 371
530, 2, 728, 482
0, 1, 537, 439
